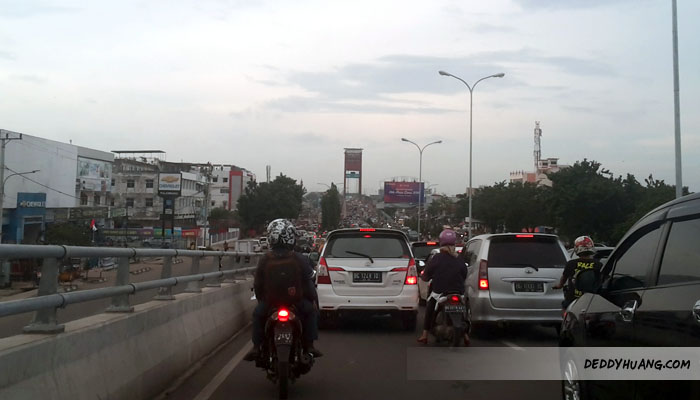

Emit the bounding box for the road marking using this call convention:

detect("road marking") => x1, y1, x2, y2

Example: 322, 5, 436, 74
193, 338, 253, 400
501, 340, 525, 351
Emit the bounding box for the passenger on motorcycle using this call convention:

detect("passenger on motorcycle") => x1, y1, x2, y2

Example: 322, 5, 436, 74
244, 219, 322, 361
553, 235, 602, 309
417, 228, 469, 345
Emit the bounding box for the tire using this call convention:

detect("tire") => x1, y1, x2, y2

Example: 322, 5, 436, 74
278, 360, 289, 399
452, 327, 464, 347
401, 311, 417, 331
561, 357, 588, 400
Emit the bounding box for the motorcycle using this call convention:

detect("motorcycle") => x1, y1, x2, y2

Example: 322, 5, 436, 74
255, 305, 315, 399
428, 291, 470, 347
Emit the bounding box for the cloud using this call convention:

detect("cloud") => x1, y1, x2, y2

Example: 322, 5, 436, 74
11, 74, 46, 84
0, 50, 14, 60
469, 23, 518, 34
264, 95, 453, 115
0, 1, 76, 18
512, 0, 644, 11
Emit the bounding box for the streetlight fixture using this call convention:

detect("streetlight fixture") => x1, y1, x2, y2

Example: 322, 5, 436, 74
401, 138, 442, 240
0, 169, 40, 243
439, 70, 504, 240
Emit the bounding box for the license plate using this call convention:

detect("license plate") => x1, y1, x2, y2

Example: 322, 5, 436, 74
514, 281, 544, 292
445, 304, 466, 313
274, 330, 293, 345
353, 272, 382, 283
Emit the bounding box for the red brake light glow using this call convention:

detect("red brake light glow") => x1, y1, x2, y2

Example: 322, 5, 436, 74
478, 259, 489, 291
450, 295, 460, 304
426, 241, 437, 245
317, 257, 331, 284
479, 279, 489, 289
359, 228, 376, 232
278, 309, 289, 322
405, 276, 417, 285
516, 234, 534, 238
363, 235, 372, 238
404, 258, 418, 285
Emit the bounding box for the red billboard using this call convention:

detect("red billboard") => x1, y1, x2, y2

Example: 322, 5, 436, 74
384, 182, 424, 204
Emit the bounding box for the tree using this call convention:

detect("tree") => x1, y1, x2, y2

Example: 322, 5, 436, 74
321, 183, 341, 230
45, 222, 92, 246
236, 174, 306, 234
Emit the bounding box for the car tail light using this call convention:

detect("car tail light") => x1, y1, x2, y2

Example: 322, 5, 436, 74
278, 309, 289, 322
516, 234, 534, 238
478, 259, 489, 290
359, 228, 375, 232
317, 257, 331, 284
404, 258, 418, 285
426, 241, 437, 245
449, 295, 460, 304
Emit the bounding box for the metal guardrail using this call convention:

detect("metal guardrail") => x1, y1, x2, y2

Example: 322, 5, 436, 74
0, 244, 261, 334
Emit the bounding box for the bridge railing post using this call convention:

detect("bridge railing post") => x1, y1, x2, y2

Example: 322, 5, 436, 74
154, 256, 175, 300
23, 257, 65, 334
206, 254, 223, 287
106, 256, 134, 312
185, 255, 202, 293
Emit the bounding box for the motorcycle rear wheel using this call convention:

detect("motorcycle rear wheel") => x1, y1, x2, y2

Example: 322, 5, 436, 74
278, 360, 289, 399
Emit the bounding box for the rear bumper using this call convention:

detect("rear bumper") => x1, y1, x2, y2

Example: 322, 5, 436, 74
317, 284, 419, 311
470, 292, 562, 324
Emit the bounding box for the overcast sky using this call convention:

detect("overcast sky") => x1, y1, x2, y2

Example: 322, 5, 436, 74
1, 0, 698, 195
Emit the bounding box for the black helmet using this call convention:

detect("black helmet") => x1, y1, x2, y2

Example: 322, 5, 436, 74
267, 219, 297, 249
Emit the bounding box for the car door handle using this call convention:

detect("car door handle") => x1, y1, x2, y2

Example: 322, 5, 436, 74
619, 300, 638, 323
693, 300, 700, 324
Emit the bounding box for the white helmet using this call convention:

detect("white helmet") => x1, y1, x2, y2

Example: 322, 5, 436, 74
574, 236, 595, 256
267, 219, 297, 249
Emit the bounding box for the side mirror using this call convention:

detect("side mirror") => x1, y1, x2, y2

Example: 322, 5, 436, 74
574, 269, 600, 294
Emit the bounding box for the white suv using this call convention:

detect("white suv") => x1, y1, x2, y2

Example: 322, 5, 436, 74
316, 228, 419, 330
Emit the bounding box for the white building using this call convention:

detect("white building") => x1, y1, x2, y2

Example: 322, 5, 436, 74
208, 165, 254, 211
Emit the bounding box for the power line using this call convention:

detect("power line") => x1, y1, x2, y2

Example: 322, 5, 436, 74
5, 166, 81, 200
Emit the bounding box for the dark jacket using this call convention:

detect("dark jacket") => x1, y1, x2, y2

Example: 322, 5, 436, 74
254, 248, 318, 303
421, 251, 468, 294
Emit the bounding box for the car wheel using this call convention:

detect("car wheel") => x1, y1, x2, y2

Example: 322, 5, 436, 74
401, 311, 417, 331
561, 356, 588, 400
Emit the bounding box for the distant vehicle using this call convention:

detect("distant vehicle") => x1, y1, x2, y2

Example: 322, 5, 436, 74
560, 192, 700, 399
462, 233, 568, 335
316, 228, 419, 330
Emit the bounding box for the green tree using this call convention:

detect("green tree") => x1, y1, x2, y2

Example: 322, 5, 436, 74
45, 222, 92, 246
321, 183, 342, 230
236, 174, 306, 234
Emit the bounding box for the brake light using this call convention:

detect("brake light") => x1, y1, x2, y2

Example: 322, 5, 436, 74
278, 309, 289, 322
363, 235, 372, 238
426, 241, 437, 245
317, 257, 331, 284
450, 295, 460, 304
478, 259, 489, 290
516, 234, 534, 238
404, 258, 418, 285
359, 228, 375, 232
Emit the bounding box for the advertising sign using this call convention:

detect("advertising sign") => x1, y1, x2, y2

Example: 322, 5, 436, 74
158, 173, 182, 196
344, 149, 362, 171
383, 182, 424, 204
77, 157, 112, 192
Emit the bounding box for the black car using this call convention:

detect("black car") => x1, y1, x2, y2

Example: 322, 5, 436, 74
560, 192, 700, 399
410, 241, 441, 272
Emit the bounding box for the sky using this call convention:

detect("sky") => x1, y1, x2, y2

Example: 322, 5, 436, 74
1, 0, 698, 196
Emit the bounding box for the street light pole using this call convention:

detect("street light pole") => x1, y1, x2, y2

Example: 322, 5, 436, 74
401, 138, 442, 240
671, 0, 683, 198
439, 71, 504, 240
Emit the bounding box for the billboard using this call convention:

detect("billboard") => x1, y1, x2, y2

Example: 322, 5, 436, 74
383, 182, 424, 204
77, 157, 112, 192
158, 173, 182, 196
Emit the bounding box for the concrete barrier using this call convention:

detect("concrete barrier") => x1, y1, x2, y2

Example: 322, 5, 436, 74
0, 278, 255, 400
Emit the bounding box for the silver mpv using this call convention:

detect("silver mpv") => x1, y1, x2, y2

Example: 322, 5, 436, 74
462, 233, 568, 334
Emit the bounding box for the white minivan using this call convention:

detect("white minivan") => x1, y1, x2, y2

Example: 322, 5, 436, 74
316, 228, 419, 329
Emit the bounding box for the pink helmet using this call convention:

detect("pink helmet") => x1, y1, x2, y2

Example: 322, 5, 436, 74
438, 229, 457, 246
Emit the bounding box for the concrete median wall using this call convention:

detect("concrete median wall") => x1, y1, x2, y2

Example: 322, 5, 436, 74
0, 279, 255, 400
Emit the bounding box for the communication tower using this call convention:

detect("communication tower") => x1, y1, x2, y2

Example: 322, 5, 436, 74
534, 121, 542, 171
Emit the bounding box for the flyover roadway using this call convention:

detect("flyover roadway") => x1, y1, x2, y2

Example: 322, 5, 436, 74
164, 306, 561, 400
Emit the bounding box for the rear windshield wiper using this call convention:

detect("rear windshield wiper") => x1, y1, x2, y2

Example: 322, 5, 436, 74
345, 251, 374, 263
499, 263, 539, 271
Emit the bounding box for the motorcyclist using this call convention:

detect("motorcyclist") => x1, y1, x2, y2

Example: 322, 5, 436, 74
417, 228, 469, 345
244, 219, 322, 361
553, 235, 602, 309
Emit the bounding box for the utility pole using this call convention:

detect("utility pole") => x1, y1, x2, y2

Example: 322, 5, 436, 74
203, 163, 212, 247
672, 0, 683, 198
0, 129, 23, 244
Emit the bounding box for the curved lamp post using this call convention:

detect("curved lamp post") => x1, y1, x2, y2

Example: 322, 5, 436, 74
439, 70, 504, 240
400, 138, 442, 240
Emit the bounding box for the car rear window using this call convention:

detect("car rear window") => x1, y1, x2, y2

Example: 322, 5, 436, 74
412, 244, 439, 259
325, 232, 410, 259
487, 235, 566, 268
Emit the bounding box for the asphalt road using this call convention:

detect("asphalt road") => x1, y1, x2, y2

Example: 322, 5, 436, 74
0, 256, 244, 338
163, 307, 562, 400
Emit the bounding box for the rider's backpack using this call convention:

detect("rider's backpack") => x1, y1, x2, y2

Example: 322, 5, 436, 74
263, 251, 303, 306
